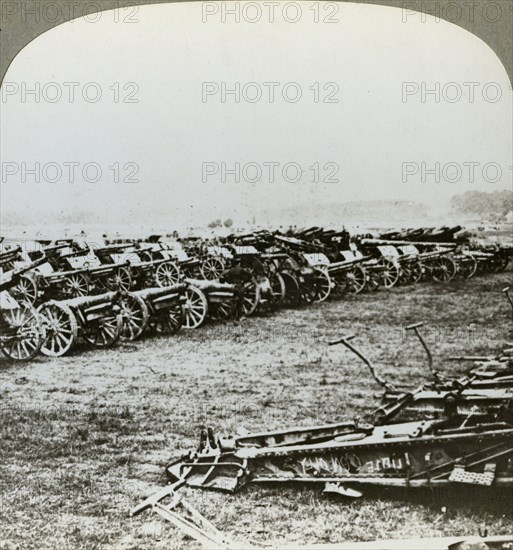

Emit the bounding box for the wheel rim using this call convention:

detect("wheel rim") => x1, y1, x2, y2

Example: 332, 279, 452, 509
211, 301, 236, 320
346, 266, 366, 294
1, 305, 43, 360
380, 260, 399, 288
183, 286, 208, 329
241, 279, 260, 316
107, 267, 132, 291
312, 268, 331, 302
39, 302, 78, 357
281, 272, 300, 307
156, 262, 181, 287
119, 294, 149, 340
458, 256, 478, 279
433, 257, 456, 282
269, 272, 286, 304
11, 275, 38, 305
200, 258, 224, 280
83, 314, 121, 347
154, 303, 184, 334
65, 273, 89, 297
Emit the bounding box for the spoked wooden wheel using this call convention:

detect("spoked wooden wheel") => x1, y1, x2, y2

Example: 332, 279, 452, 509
183, 285, 208, 329
378, 260, 400, 289
0, 305, 44, 360
38, 302, 78, 357
82, 313, 122, 348
281, 271, 301, 307
210, 300, 237, 321
63, 272, 90, 298
312, 268, 332, 303
200, 257, 225, 280
241, 279, 260, 316
431, 256, 457, 282
268, 272, 286, 306
11, 274, 38, 305
105, 267, 132, 292
397, 265, 413, 286
344, 265, 367, 294
457, 256, 478, 279
408, 260, 423, 284
155, 262, 181, 287
151, 303, 185, 334
118, 293, 149, 340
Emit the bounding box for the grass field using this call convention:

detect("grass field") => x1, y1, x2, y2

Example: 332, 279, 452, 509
1, 271, 512, 549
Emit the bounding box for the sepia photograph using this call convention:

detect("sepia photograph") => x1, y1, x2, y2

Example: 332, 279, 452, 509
0, 1, 512, 548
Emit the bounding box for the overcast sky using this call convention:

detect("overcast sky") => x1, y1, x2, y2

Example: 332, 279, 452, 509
1, 1, 511, 229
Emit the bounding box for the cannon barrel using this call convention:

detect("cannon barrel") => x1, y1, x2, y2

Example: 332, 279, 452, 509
0, 257, 46, 291
0, 245, 22, 263
62, 291, 119, 309
134, 284, 186, 300
41, 243, 69, 257
360, 238, 457, 248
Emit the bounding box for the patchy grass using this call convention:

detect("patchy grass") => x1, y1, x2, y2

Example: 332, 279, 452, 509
1, 271, 512, 549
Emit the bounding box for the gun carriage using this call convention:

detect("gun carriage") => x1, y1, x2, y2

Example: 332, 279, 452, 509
361, 239, 460, 284
93, 242, 182, 291
18, 245, 132, 304
0, 246, 40, 304
328, 324, 513, 423
37, 291, 122, 356
199, 245, 235, 281
117, 284, 186, 340
271, 235, 332, 304
0, 261, 46, 361
133, 408, 513, 544
225, 244, 283, 314
165, 243, 203, 281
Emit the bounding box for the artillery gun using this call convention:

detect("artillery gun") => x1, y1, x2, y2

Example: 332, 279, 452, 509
37, 291, 122, 356
0, 259, 46, 361
360, 238, 460, 284
116, 284, 186, 340
271, 234, 332, 303
9, 243, 133, 304
95, 241, 183, 290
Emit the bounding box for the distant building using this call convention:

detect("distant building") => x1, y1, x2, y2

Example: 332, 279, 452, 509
505, 211, 513, 223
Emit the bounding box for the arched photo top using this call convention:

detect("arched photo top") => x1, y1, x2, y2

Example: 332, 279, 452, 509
1, 1, 511, 231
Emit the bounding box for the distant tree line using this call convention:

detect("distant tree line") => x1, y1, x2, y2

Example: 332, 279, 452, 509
207, 218, 233, 228
451, 189, 513, 219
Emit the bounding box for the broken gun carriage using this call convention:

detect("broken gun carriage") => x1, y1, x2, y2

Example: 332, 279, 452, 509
328, 323, 513, 423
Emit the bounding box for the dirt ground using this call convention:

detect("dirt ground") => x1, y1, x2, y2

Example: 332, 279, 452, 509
1, 271, 512, 549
